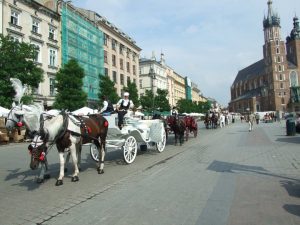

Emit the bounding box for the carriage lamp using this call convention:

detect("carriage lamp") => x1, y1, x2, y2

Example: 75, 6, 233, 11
17, 121, 23, 127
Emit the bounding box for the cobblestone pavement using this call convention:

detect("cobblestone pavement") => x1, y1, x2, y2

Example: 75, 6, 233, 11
0, 120, 299, 225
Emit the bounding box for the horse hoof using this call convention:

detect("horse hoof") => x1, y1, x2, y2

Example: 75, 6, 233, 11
98, 169, 104, 174
36, 178, 44, 184
55, 179, 63, 186
44, 174, 51, 179
64, 168, 68, 173
71, 176, 79, 182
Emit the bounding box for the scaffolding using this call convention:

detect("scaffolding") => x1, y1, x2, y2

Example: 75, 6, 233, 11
62, 4, 104, 104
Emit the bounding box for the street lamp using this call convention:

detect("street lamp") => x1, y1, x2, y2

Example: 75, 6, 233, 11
149, 64, 156, 114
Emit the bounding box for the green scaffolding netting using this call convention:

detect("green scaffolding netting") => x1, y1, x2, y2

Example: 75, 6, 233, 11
62, 5, 104, 101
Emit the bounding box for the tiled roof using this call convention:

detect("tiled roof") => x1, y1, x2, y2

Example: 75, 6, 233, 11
233, 59, 265, 84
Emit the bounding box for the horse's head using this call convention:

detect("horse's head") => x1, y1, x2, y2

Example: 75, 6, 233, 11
6, 104, 25, 131
28, 135, 47, 170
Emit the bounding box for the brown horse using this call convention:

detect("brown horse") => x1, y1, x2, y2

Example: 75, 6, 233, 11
31, 112, 108, 186
184, 116, 198, 138
166, 115, 186, 146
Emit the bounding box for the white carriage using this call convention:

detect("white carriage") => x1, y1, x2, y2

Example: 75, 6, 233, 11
90, 114, 166, 164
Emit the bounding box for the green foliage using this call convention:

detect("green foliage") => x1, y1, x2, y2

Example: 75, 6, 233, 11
53, 59, 87, 111
177, 99, 211, 113
140, 90, 154, 110
98, 74, 119, 105
21, 95, 34, 105
0, 34, 43, 108
154, 89, 170, 112
122, 80, 139, 107
140, 89, 170, 112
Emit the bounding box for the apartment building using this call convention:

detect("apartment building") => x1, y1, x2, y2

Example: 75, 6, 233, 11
139, 53, 168, 96
75, 8, 142, 98
1, 0, 61, 107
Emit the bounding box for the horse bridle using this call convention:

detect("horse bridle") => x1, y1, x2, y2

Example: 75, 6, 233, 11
6, 106, 24, 127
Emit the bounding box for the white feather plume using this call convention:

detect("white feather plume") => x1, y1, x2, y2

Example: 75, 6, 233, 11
10, 78, 27, 104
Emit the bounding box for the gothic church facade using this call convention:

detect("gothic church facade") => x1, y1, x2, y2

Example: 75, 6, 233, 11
229, 0, 300, 113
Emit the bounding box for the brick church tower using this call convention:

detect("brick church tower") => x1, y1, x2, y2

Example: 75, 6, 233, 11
229, 0, 300, 114
262, 0, 290, 111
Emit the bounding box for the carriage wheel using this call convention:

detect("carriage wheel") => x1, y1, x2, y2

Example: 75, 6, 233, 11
90, 143, 99, 162
90, 143, 106, 162
156, 130, 166, 153
123, 136, 137, 164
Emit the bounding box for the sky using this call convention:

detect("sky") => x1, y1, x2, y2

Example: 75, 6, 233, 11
72, 0, 300, 106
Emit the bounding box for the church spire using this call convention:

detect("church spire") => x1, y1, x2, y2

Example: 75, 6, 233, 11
263, 0, 280, 29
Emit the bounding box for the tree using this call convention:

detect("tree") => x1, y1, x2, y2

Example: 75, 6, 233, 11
122, 80, 139, 107
98, 74, 119, 105
154, 89, 170, 112
177, 99, 193, 113
0, 35, 43, 108
140, 90, 154, 111
53, 59, 87, 111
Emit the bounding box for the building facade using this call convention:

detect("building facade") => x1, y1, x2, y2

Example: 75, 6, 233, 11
139, 52, 191, 107
1, 0, 61, 107
139, 53, 168, 97
229, 0, 300, 114
60, 3, 104, 107
76, 8, 142, 98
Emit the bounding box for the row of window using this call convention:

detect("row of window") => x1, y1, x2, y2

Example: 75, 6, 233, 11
11, 10, 57, 41
104, 68, 136, 85
28, 42, 57, 67
104, 51, 137, 74
103, 34, 137, 61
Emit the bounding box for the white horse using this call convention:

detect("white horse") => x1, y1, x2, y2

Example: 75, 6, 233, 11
5, 103, 60, 183
37, 113, 81, 186
37, 112, 108, 186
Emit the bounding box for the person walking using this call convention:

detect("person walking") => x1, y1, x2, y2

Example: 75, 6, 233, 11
248, 113, 255, 132
116, 92, 134, 129
255, 113, 260, 124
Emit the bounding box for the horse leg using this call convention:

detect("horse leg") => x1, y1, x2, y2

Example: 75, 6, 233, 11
76, 143, 82, 172
64, 151, 71, 173
180, 131, 184, 145
56, 152, 65, 186
70, 144, 80, 182
36, 162, 46, 183
174, 132, 177, 146
97, 139, 105, 174
185, 127, 189, 141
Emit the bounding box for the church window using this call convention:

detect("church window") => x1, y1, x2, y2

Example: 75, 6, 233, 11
278, 65, 282, 72
276, 47, 280, 54
277, 56, 281, 63
275, 40, 279, 46
281, 98, 285, 104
